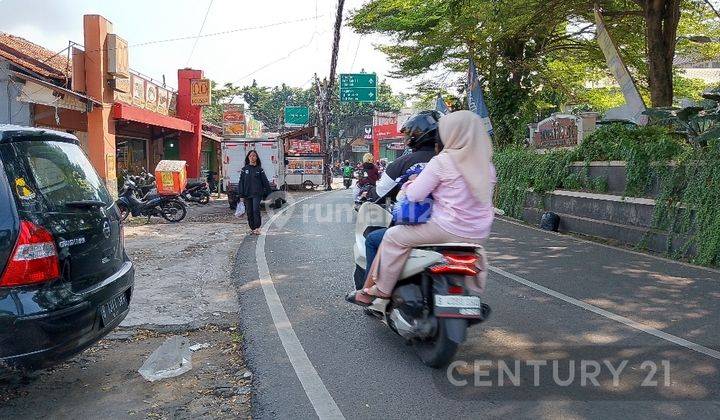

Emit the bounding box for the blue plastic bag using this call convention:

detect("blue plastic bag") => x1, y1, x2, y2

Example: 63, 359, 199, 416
392, 196, 433, 225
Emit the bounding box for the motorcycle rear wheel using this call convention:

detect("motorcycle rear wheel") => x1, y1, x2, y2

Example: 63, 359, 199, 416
415, 318, 459, 368
160, 200, 187, 223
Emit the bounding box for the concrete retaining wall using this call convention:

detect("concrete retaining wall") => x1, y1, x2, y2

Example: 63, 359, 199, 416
520, 189, 693, 257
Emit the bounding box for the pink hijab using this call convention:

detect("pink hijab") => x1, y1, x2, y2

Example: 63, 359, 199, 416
437, 110, 494, 204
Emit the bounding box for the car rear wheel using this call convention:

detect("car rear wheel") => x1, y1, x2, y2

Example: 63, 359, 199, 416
160, 200, 187, 223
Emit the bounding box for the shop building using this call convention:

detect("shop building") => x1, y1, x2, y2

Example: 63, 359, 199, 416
0, 14, 207, 197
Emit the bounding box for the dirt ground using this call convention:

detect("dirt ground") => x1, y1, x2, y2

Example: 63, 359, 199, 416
0, 196, 253, 419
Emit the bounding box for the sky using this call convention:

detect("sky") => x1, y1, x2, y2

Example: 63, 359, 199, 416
0, 0, 414, 93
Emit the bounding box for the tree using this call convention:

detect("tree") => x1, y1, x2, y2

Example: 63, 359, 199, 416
350, 0, 600, 146
350, 0, 720, 145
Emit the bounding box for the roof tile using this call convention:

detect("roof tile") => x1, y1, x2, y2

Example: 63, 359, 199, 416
0, 32, 70, 81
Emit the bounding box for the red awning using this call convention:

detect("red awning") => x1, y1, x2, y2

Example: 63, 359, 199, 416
112, 102, 194, 133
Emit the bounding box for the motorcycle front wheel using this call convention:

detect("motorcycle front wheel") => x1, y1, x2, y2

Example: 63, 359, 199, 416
160, 200, 187, 223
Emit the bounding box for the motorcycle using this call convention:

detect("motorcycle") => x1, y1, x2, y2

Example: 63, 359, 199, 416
116, 180, 187, 223
181, 181, 211, 204
352, 202, 491, 367
343, 174, 353, 189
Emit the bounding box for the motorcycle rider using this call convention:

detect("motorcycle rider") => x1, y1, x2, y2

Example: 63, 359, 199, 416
354, 110, 442, 290
342, 160, 354, 189
347, 110, 495, 305
374, 110, 442, 201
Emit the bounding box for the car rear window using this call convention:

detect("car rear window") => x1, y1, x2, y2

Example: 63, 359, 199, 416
2, 140, 111, 210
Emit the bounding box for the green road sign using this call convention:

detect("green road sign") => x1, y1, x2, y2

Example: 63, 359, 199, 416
284, 106, 309, 127
339, 73, 377, 103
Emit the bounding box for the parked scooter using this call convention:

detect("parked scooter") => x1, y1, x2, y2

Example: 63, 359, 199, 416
116, 180, 187, 223
352, 202, 491, 367
181, 181, 211, 204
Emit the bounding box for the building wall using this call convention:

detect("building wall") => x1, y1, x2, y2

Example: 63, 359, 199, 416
0, 59, 31, 125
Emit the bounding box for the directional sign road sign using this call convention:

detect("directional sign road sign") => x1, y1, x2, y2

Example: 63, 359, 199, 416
284, 106, 310, 127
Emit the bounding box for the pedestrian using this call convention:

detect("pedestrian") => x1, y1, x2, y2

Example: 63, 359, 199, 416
238, 150, 272, 235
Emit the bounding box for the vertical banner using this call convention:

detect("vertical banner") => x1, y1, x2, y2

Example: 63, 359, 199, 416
435, 93, 451, 115
468, 57, 493, 136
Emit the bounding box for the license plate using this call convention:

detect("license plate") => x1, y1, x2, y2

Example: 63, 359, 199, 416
435, 295, 482, 318
99, 291, 129, 327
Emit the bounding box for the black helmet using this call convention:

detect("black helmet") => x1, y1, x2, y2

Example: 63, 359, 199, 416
400, 110, 441, 150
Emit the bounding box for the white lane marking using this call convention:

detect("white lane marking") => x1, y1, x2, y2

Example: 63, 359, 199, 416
489, 265, 720, 360
255, 192, 345, 420
494, 217, 720, 275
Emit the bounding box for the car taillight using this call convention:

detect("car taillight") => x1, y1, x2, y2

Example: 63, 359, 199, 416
428, 252, 479, 276
0, 221, 60, 287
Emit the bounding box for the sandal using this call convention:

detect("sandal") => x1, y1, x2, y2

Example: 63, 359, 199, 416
345, 291, 372, 307
362, 285, 391, 299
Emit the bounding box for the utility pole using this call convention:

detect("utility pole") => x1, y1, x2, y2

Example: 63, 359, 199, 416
317, 0, 345, 190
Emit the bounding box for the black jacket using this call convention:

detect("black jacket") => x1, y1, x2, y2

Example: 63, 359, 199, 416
384, 144, 436, 181
238, 165, 272, 198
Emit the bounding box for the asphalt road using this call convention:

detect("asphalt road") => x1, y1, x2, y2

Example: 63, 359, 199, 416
234, 190, 720, 420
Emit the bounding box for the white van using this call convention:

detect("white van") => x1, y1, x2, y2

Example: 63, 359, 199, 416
221, 138, 286, 209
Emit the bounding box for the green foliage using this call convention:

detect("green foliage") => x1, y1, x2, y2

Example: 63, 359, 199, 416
204, 79, 404, 142
493, 123, 720, 266
577, 124, 688, 196
652, 144, 720, 266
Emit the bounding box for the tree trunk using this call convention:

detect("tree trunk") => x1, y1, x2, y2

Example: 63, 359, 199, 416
641, 0, 681, 107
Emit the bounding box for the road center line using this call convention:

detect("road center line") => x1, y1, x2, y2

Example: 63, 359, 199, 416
489, 265, 720, 360
255, 192, 345, 420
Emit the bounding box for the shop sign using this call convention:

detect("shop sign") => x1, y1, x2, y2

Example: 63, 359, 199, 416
373, 122, 399, 141
387, 142, 406, 151
287, 157, 324, 175
190, 79, 212, 106
352, 145, 369, 153
145, 83, 158, 111
107, 34, 129, 79
363, 125, 372, 140
287, 140, 321, 155
157, 88, 169, 113
532, 115, 580, 149
131, 74, 145, 107
223, 104, 246, 136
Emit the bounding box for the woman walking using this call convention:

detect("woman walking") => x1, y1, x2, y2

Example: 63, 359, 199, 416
238, 150, 271, 235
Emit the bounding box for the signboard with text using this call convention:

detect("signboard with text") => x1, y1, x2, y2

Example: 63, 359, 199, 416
532, 115, 580, 149
223, 104, 246, 136
284, 106, 310, 127
190, 79, 212, 106
340, 73, 377, 103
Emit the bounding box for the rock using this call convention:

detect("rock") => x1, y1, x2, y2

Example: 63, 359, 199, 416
236, 385, 252, 396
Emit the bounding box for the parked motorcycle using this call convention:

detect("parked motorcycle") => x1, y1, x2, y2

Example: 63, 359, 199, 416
181, 181, 211, 204
116, 180, 187, 223
122, 169, 156, 199
352, 202, 491, 367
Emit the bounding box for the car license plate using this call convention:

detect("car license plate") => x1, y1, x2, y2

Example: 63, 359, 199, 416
99, 291, 129, 327
434, 295, 482, 318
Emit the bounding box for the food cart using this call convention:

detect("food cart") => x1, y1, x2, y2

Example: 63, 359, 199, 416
279, 127, 324, 190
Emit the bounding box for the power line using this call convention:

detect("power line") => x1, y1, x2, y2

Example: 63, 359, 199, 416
350, 35, 363, 72
186, 0, 214, 66
128, 15, 324, 49
233, 31, 327, 84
